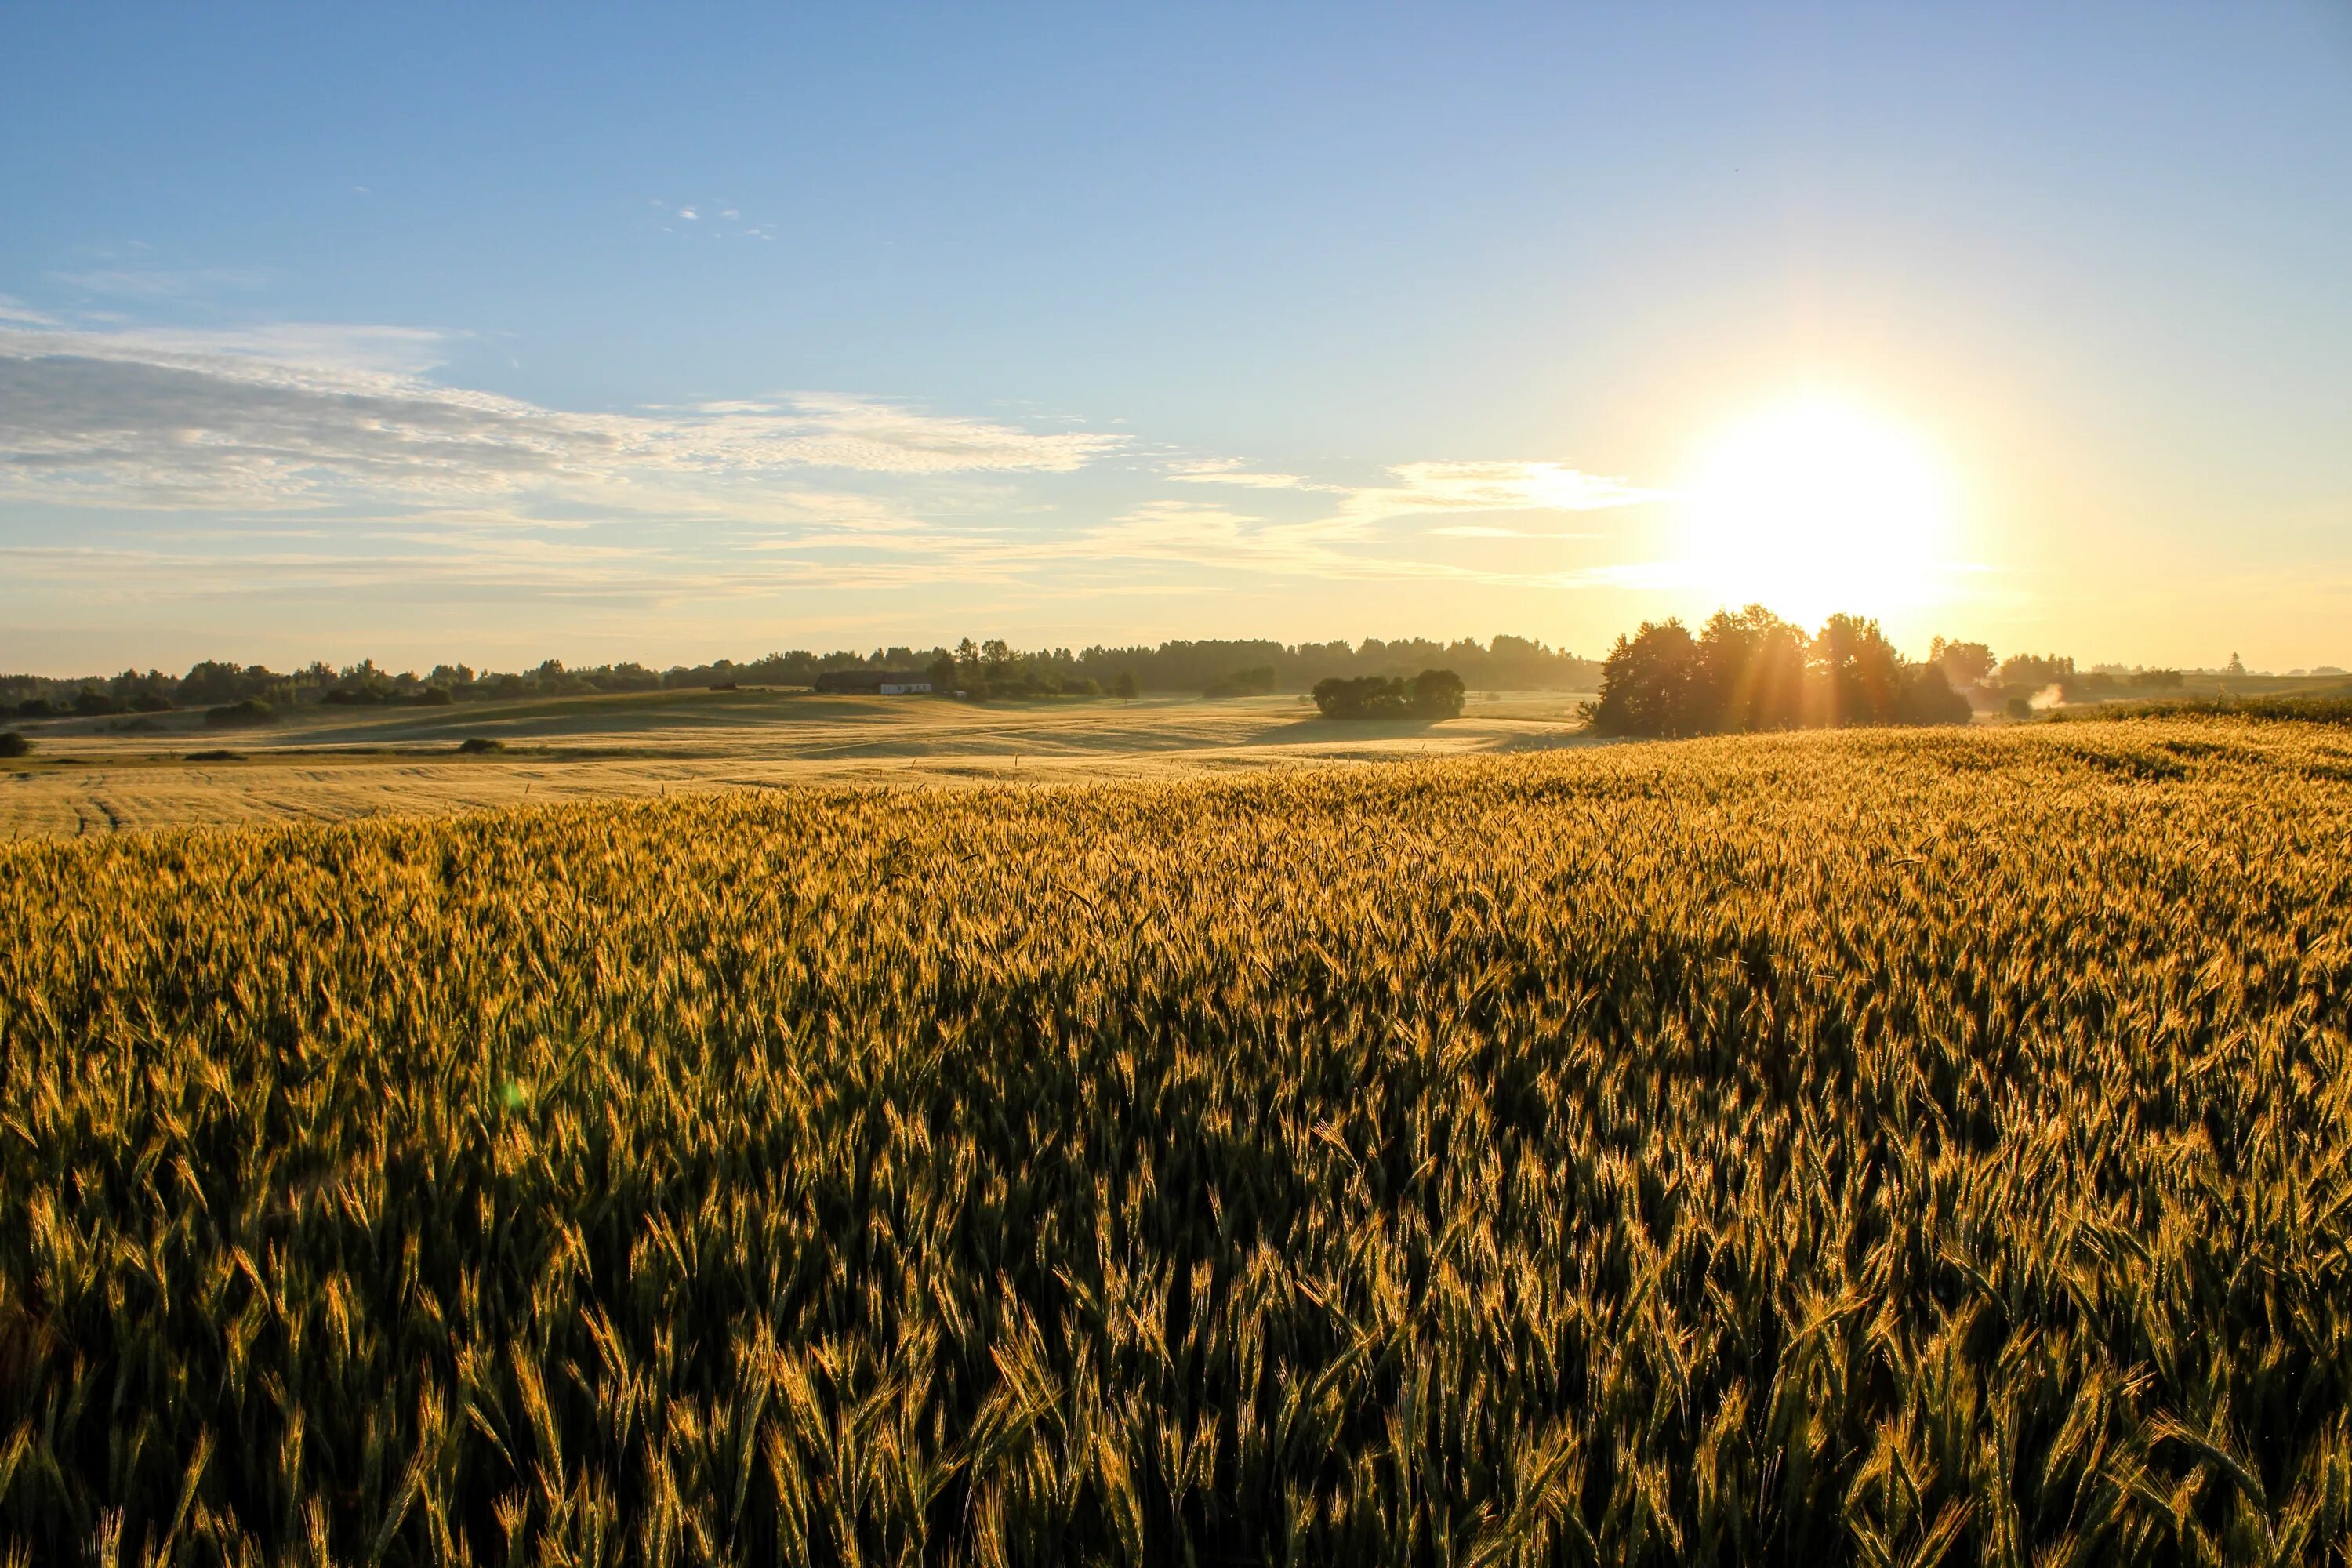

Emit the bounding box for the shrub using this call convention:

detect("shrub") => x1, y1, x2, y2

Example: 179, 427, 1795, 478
2063, 693, 2352, 728
1312, 675, 1406, 719
1311, 670, 1465, 720
0, 731, 28, 758
458, 736, 506, 754
203, 699, 276, 728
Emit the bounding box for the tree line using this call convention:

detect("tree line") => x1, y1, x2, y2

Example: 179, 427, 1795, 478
0, 634, 1603, 719
1, 622, 2223, 728
1591, 608, 1973, 735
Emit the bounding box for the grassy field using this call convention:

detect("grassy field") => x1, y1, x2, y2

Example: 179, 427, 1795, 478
5, 717, 2352, 1563
0, 689, 1594, 838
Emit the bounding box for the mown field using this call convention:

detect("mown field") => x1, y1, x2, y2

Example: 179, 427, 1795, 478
4, 718, 2351, 1564
0, 689, 1592, 839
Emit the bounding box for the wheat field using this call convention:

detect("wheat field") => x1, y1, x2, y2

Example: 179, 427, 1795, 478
4, 718, 2350, 1563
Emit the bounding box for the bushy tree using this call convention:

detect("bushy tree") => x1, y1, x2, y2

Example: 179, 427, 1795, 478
178, 661, 263, 707
1698, 606, 1806, 731
1929, 637, 1995, 686
2000, 652, 2074, 688
1311, 676, 1405, 719
1591, 621, 1705, 736
1895, 662, 1973, 724
1809, 614, 1906, 727
1410, 668, 1466, 718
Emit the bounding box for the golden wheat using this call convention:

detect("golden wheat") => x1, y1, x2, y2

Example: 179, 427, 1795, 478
2, 718, 2349, 1564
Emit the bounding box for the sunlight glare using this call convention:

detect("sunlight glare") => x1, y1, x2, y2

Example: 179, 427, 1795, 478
1678, 395, 1956, 626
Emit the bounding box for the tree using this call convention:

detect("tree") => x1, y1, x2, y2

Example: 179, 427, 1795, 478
1998, 652, 2074, 688
1113, 670, 1138, 701
1203, 666, 1274, 699
1809, 615, 1905, 726
1698, 605, 1806, 731
1590, 621, 1704, 736
1312, 676, 1410, 719
1895, 662, 1973, 724
926, 655, 958, 695
1928, 637, 1995, 687
179, 660, 260, 707
1410, 669, 1465, 718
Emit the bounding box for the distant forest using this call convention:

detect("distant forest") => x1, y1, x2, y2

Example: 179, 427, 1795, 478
2, 626, 2330, 722
0, 634, 1602, 715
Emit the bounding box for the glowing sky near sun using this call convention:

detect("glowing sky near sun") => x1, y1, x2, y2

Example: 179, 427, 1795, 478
2, 4, 2348, 674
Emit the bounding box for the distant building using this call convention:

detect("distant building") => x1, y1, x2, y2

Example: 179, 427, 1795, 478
814, 670, 935, 695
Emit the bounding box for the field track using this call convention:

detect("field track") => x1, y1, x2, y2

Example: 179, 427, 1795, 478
4, 718, 2351, 1563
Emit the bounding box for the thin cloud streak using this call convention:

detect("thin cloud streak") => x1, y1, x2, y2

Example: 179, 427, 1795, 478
1334, 460, 1661, 525
0, 322, 1127, 511
0, 316, 1677, 627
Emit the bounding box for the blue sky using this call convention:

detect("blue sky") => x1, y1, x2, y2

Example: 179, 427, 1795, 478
4, 2, 2348, 673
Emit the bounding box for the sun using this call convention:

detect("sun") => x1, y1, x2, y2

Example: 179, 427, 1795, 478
1677, 394, 1956, 626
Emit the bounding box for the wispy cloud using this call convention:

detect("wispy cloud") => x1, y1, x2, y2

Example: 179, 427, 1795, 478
49, 267, 274, 300
1429, 524, 1600, 539
1058, 500, 1595, 588
0, 321, 1125, 511
0, 311, 1674, 639
1335, 460, 1661, 525
0, 296, 62, 328
1170, 455, 1657, 546
1166, 459, 1331, 491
